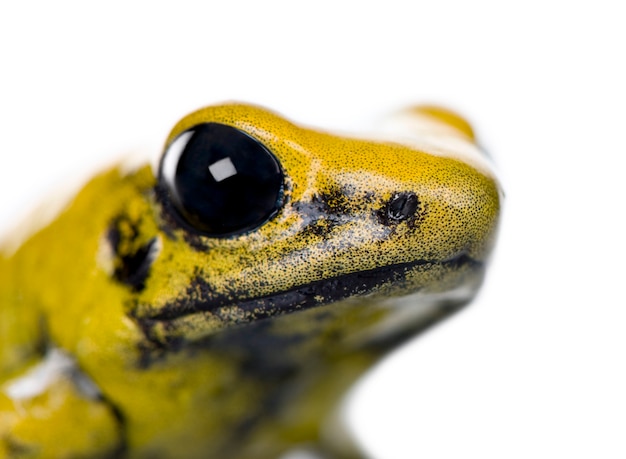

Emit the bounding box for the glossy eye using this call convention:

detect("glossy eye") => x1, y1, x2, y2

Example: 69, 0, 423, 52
159, 123, 284, 237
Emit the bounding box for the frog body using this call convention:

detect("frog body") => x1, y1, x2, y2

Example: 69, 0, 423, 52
0, 104, 500, 458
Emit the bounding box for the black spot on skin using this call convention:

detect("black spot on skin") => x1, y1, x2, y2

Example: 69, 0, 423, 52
315, 186, 375, 217
293, 188, 375, 240
107, 217, 156, 292
317, 187, 352, 215
293, 187, 363, 217
299, 217, 342, 240
118, 240, 155, 292
377, 192, 424, 227
291, 194, 329, 219
183, 232, 210, 252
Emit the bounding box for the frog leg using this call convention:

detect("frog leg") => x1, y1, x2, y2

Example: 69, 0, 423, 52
0, 349, 124, 459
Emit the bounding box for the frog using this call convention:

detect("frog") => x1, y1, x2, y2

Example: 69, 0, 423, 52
0, 103, 501, 459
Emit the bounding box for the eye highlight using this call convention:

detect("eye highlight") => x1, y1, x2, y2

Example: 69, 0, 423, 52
159, 123, 284, 237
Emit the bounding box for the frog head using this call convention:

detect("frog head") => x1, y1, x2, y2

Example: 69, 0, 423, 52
108, 103, 501, 349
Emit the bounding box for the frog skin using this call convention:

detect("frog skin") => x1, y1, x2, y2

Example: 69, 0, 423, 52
0, 103, 501, 459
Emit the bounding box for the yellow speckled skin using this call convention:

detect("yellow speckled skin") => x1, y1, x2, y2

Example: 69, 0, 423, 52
0, 103, 500, 458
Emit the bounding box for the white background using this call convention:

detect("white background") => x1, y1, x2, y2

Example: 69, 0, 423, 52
1, 2, 625, 458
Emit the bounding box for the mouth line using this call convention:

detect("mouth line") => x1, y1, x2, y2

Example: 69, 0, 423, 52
143, 252, 483, 325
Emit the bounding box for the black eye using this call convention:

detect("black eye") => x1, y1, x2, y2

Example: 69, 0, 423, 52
159, 123, 284, 237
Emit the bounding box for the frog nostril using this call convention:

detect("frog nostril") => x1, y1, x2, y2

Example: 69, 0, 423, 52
378, 192, 419, 226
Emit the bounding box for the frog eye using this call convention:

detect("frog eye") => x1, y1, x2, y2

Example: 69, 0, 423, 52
159, 123, 284, 237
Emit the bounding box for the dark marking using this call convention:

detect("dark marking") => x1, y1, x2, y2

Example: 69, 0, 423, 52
292, 187, 370, 220
299, 217, 342, 239
180, 318, 322, 452
35, 314, 50, 357
183, 232, 210, 252
209, 321, 306, 377
153, 183, 185, 241
292, 189, 376, 240
97, 394, 129, 458
170, 274, 219, 317
133, 319, 187, 367
227, 375, 297, 450
107, 217, 156, 292
2, 437, 34, 456
317, 186, 354, 215
316, 186, 375, 217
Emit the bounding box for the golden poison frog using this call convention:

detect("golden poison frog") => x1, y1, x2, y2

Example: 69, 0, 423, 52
0, 103, 501, 458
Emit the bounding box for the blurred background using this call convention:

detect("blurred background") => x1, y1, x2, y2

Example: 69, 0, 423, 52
1, 1, 624, 457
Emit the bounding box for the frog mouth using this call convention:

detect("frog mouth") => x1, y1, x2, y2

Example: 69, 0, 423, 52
139, 252, 483, 330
